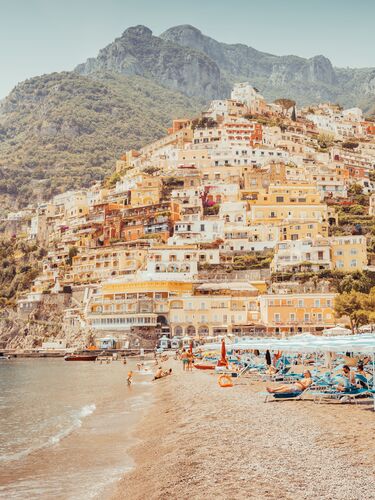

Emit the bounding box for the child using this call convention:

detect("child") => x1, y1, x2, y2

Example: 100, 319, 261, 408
127, 370, 133, 386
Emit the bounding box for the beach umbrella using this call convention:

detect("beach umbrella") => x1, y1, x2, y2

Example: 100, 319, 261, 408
323, 325, 352, 336
189, 340, 193, 354
217, 338, 228, 367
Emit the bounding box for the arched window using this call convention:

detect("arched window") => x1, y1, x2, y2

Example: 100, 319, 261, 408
174, 326, 183, 336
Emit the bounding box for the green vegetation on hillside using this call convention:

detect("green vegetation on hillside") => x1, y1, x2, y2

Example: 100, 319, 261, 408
0, 72, 201, 209
0, 239, 44, 305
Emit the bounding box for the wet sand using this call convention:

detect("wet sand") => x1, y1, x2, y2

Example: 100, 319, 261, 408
113, 361, 375, 500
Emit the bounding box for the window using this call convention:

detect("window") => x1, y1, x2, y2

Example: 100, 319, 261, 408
290, 313, 296, 321
314, 299, 320, 307
350, 260, 357, 267
276, 196, 284, 203
298, 299, 304, 307
274, 313, 281, 323
304, 313, 310, 323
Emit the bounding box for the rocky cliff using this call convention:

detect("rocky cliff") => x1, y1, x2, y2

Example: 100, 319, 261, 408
75, 25, 222, 100
160, 25, 375, 109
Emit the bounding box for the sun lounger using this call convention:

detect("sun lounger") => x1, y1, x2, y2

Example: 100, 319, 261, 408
262, 388, 308, 403
312, 387, 373, 404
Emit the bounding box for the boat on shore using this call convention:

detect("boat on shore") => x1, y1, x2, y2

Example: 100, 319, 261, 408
64, 352, 98, 361
194, 363, 216, 370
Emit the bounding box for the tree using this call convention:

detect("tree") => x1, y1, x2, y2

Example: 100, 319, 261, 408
291, 106, 297, 122
334, 290, 370, 332
317, 132, 335, 149
342, 142, 359, 150
348, 184, 363, 197
274, 98, 296, 117
67, 246, 79, 266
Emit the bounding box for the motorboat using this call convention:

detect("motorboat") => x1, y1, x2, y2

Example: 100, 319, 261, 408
64, 351, 98, 361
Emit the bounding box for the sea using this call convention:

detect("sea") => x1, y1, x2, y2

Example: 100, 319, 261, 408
0, 357, 154, 499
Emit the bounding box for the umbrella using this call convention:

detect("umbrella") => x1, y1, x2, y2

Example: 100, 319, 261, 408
217, 338, 228, 367
189, 341, 193, 354
323, 325, 352, 336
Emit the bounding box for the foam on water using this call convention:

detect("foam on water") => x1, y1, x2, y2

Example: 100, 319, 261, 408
0, 359, 154, 499
0, 403, 96, 462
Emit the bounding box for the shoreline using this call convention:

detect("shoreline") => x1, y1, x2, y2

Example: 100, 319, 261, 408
112, 360, 374, 500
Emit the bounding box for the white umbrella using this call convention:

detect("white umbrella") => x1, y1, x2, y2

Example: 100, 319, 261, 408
323, 325, 352, 336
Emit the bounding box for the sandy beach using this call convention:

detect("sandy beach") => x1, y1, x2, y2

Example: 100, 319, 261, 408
113, 360, 375, 500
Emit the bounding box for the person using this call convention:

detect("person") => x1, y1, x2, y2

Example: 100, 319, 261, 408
265, 365, 279, 376
181, 349, 188, 371
266, 370, 312, 394
122, 356, 127, 365
153, 367, 172, 381
127, 370, 133, 386
153, 366, 164, 380
355, 363, 368, 388
187, 350, 194, 371
336, 365, 356, 392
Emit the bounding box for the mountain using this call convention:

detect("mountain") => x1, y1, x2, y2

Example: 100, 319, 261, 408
160, 25, 375, 110
1, 24, 375, 211
0, 72, 201, 210
75, 25, 223, 100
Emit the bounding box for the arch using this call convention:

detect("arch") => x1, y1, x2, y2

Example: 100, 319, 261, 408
167, 263, 179, 272
198, 325, 209, 336
174, 326, 183, 336
186, 325, 196, 336
157, 315, 168, 325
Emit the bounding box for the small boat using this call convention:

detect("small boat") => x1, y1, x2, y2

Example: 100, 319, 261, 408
193, 363, 216, 370
64, 352, 98, 361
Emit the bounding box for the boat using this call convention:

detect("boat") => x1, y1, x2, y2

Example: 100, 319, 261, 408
64, 351, 98, 361
193, 363, 216, 370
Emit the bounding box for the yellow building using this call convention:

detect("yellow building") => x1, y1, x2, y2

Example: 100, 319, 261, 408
278, 220, 328, 241
259, 293, 336, 334
248, 191, 328, 224
330, 236, 367, 271
169, 282, 260, 337
130, 175, 161, 207
87, 281, 193, 332
68, 247, 146, 284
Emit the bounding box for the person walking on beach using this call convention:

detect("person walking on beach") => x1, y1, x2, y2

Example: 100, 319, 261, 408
127, 370, 133, 386
181, 349, 188, 371
187, 350, 194, 371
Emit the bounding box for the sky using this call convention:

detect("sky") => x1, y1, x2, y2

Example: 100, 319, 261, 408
0, 0, 374, 98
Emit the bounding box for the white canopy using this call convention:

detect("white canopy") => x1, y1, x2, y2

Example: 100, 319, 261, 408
202, 334, 375, 354
323, 325, 352, 336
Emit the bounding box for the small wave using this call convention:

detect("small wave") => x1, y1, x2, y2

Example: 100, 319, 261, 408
0, 403, 96, 462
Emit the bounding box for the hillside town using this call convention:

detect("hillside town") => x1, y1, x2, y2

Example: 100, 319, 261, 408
2, 82, 375, 350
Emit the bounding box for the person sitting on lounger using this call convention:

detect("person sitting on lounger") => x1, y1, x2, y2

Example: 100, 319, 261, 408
337, 365, 356, 392
355, 363, 368, 388
266, 370, 312, 393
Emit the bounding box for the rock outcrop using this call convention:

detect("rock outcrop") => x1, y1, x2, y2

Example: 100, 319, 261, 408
76, 25, 222, 100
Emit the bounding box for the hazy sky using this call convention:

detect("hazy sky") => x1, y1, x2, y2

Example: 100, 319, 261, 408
1, 0, 374, 98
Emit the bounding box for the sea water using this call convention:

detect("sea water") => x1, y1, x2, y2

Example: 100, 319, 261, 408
0, 358, 154, 499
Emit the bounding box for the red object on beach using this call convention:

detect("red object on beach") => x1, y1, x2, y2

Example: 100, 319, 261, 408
217, 339, 228, 367
189, 341, 193, 354
194, 363, 216, 370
